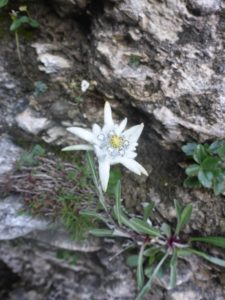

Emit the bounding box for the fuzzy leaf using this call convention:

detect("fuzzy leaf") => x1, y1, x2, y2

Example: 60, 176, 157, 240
201, 157, 220, 171
114, 180, 122, 225
129, 218, 161, 237
143, 202, 155, 222
209, 140, 224, 154
10, 19, 23, 31
175, 203, 192, 235
86, 152, 107, 212
29, 18, 39, 28
126, 255, 139, 267
79, 210, 108, 224
161, 223, 171, 238
193, 145, 208, 163
136, 253, 169, 300
174, 199, 182, 222
184, 176, 201, 188
89, 229, 113, 237
189, 249, 225, 267
198, 169, 213, 188
169, 251, 177, 289
185, 164, 200, 176
213, 179, 225, 195
137, 244, 146, 289
190, 237, 225, 249
182, 143, 197, 156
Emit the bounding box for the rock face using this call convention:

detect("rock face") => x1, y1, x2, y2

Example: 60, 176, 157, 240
90, 0, 225, 143
0, 0, 225, 299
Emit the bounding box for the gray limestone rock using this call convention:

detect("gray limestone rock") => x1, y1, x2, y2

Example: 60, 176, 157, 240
0, 135, 22, 176
0, 195, 48, 240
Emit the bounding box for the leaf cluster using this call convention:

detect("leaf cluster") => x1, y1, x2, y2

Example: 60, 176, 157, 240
182, 141, 225, 195
10, 6, 39, 32
18, 144, 45, 167
84, 154, 225, 299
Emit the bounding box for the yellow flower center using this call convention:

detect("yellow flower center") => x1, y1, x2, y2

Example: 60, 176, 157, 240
109, 135, 123, 149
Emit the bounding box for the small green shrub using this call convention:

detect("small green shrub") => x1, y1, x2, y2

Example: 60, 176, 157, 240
129, 55, 141, 68
182, 141, 225, 195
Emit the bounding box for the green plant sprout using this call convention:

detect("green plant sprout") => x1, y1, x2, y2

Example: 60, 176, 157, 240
0, 2, 46, 93
10, 5, 39, 81
33, 81, 48, 97
182, 141, 225, 195
129, 55, 141, 68
81, 152, 225, 300
56, 249, 80, 266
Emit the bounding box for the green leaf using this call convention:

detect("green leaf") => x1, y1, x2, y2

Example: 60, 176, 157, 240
193, 145, 208, 163
34, 81, 48, 96
106, 168, 121, 196
79, 210, 108, 224
176, 248, 192, 257
161, 223, 171, 238
32, 144, 45, 157
209, 140, 224, 154
10, 19, 23, 31
182, 143, 197, 156
19, 15, 30, 24
29, 18, 39, 28
86, 152, 107, 212
216, 145, 225, 159
126, 255, 138, 267
184, 176, 201, 188
129, 218, 161, 237
0, 0, 8, 8
169, 251, 177, 289
198, 169, 213, 188
144, 246, 161, 257
143, 202, 155, 222
89, 229, 113, 237
174, 199, 182, 223
175, 203, 192, 235
137, 244, 146, 289
114, 180, 122, 225
112, 229, 131, 238
213, 179, 225, 196
190, 237, 225, 249
135, 252, 169, 300
189, 248, 225, 267
185, 164, 200, 176
86, 152, 98, 187
201, 157, 220, 171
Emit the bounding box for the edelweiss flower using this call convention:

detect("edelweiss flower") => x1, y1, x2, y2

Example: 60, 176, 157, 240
81, 80, 90, 92
62, 102, 148, 191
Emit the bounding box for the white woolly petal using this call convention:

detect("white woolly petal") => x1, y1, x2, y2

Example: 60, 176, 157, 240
117, 157, 148, 176
62, 144, 94, 151
117, 118, 127, 134
104, 101, 114, 126
123, 123, 144, 144
137, 163, 148, 176
126, 150, 137, 159
81, 80, 90, 92
92, 123, 101, 136
99, 160, 110, 192
67, 127, 94, 143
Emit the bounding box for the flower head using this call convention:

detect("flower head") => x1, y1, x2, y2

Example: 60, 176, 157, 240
62, 102, 148, 191
81, 80, 90, 92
